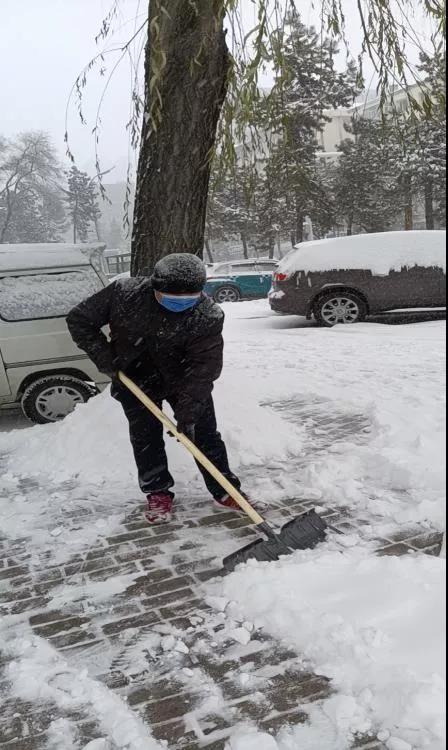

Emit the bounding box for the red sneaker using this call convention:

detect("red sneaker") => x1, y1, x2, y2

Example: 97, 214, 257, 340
214, 493, 268, 514
144, 492, 174, 525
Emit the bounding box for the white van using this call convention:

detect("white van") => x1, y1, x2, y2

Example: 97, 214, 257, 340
0, 243, 110, 424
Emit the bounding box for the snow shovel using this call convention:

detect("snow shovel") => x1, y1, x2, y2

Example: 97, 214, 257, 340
118, 372, 328, 572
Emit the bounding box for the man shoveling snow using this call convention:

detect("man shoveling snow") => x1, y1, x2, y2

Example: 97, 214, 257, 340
67, 253, 253, 524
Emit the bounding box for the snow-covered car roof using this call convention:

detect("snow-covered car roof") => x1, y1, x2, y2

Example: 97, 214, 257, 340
278, 231, 446, 277
0, 243, 106, 273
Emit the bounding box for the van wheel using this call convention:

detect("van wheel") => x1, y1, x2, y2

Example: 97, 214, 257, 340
314, 292, 367, 327
21, 375, 96, 424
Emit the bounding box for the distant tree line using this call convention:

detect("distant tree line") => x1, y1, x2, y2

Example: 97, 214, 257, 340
0, 133, 123, 246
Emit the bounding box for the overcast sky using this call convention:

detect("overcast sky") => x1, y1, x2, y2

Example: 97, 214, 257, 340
1, 0, 139, 178
0, 0, 433, 181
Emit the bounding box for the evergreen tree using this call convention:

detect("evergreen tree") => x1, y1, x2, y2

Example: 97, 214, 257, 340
65, 166, 101, 243
265, 12, 360, 242
411, 52, 446, 228
418, 117, 447, 227
334, 118, 399, 234
206, 164, 259, 257
39, 183, 67, 241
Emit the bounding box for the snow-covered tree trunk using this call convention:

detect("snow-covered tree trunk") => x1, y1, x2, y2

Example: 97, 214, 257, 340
404, 204, 414, 231
295, 201, 304, 244
402, 176, 414, 231
131, 1, 230, 276
73, 194, 78, 244
204, 238, 214, 263
425, 178, 435, 230
347, 213, 354, 236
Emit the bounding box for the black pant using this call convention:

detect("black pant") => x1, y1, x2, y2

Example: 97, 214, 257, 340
113, 384, 241, 498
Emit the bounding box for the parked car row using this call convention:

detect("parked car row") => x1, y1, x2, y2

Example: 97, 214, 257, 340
204, 232, 446, 326
1, 232, 445, 425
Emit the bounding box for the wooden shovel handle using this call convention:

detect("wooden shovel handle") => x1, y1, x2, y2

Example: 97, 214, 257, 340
118, 372, 265, 526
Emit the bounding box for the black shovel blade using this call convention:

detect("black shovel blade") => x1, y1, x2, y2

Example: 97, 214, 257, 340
223, 536, 289, 572
223, 509, 328, 572
278, 509, 328, 550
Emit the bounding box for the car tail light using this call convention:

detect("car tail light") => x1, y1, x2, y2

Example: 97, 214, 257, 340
274, 272, 288, 282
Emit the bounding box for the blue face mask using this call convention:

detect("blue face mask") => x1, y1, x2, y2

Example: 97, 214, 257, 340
157, 293, 201, 313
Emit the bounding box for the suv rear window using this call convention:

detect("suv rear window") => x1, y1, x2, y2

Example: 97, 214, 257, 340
211, 264, 231, 276
231, 263, 258, 273
0, 268, 103, 322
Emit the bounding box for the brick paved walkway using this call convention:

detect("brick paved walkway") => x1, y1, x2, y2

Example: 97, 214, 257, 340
0, 404, 443, 749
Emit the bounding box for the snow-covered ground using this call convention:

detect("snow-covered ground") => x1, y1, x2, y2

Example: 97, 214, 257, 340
2, 301, 445, 536
211, 549, 445, 750
0, 301, 446, 749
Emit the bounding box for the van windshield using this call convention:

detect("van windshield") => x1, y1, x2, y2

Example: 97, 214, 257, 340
0, 268, 103, 322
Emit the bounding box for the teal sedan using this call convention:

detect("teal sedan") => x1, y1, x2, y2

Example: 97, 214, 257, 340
204, 259, 278, 303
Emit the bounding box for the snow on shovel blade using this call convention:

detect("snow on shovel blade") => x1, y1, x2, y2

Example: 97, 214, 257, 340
223, 510, 328, 572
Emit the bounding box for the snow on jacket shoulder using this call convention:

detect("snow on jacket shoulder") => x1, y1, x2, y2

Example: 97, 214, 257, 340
66, 277, 225, 423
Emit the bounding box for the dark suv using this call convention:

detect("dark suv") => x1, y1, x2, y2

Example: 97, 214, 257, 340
269, 231, 446, 326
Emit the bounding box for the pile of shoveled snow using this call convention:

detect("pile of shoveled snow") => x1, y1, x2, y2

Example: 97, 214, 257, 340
0, 375, 304, 486
210, 547, 446, 750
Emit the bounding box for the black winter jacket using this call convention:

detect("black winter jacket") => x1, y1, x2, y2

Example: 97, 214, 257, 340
66, 277, 225, 424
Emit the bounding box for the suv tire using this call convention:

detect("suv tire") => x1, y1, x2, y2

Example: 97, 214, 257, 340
213, 285, 241, 303
314, 291, 367, 327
